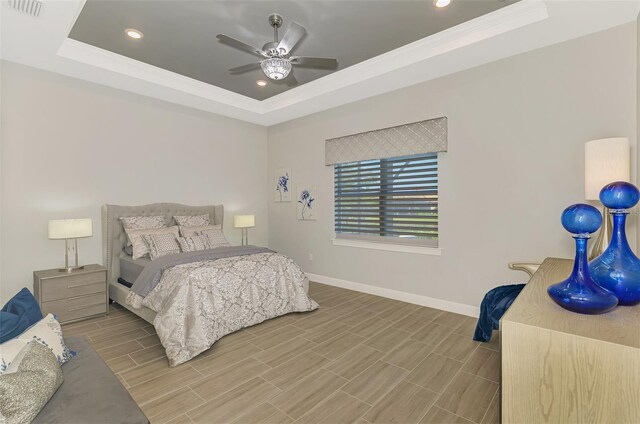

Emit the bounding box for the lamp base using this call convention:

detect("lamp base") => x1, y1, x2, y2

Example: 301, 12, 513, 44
58, 265, 85, 273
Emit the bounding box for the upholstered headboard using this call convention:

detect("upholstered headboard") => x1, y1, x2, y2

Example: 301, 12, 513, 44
102, 203, 224, 286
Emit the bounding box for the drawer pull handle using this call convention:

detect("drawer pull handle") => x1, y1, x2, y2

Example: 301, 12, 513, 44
67, 302, 105, 312
64, 292, 106, 301
67, 280, 105, 289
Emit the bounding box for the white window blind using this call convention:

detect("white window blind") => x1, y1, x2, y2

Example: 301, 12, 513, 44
334, 153, 438, 247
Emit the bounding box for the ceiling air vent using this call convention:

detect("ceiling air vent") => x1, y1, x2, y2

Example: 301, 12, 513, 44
8, 0, 45, 17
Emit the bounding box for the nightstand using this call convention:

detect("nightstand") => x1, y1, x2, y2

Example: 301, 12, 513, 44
33, 264, 108, 324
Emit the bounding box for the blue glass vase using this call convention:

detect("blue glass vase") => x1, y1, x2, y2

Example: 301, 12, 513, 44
547, 204, 618, 314
589, 182, 640, 306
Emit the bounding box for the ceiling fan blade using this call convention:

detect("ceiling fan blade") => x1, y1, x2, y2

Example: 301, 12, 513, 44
217, 34, 266, 58
277, 22, 306, 54
285, 72, 298, 87
290, 56, 338, 69
228, 62, 262, 73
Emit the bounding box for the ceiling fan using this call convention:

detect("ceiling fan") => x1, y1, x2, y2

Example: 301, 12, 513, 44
217, 13, 338, 85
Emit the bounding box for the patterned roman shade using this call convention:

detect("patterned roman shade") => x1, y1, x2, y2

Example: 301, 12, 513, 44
325, 117, 447, 166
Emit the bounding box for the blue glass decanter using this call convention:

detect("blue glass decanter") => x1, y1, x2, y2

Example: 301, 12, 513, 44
547, 204, 618, 314
589, 182, 640, 306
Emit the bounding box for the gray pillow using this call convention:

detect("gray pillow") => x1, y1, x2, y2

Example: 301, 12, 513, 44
0, 341, 64, 424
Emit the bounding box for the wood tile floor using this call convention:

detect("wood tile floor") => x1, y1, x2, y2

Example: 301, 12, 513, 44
63, 282, 500, 424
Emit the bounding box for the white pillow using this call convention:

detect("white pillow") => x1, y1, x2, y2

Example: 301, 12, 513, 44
125, 226, 180, 260
174, 214, 210, 228
180, 224, 221, 237
142, 233, 181, 260
0, 314, 75, 375
177, 235, 212, 252
120, 216, 166, 246
197, 227, 230, 248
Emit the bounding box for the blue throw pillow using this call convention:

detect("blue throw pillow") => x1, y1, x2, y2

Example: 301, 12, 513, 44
0, 288, 43, 343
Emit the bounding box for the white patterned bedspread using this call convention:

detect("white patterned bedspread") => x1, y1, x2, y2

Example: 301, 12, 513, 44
141, 252, 318, 366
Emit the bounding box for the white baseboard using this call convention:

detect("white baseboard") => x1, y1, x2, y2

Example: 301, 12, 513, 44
305, 272, 480, 318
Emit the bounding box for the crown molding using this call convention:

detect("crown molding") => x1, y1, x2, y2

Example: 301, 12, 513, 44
261, 0, 548, 114
2, 0, 639, 126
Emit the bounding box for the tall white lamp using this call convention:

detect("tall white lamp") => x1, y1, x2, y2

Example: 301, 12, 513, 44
48, 219, 93, 272
585, 137, 630, 260
234, 215, 255, 246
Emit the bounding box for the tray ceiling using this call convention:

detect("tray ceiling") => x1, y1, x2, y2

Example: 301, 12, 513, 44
68, 1, 518, 101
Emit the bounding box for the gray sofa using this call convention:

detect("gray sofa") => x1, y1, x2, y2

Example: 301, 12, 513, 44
33, 336, 148, 424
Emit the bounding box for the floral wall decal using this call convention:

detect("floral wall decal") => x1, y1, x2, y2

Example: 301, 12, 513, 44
297, 185, 317, 220
275, 168, 292, 202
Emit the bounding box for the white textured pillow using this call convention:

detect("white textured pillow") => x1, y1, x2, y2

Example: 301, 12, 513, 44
177, 235, 212, 252
126, 226, 180, 260
0, 341, 64, 424
120, 216, 166, 246
174, 214, 210, 228
142, 233, 181, 260
180, 224, 221, 237
0, 314, 75, 375
197, 227, 230, 248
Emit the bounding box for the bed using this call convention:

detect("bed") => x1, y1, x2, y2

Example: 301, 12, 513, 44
102, 203, 317, 365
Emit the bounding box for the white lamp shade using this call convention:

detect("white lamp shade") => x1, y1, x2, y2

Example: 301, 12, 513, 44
234, 215, 255, 228
585, 137, 630, 200
48, 219, 93, 239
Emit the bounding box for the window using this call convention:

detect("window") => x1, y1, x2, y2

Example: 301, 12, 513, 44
334, 153, 438, 247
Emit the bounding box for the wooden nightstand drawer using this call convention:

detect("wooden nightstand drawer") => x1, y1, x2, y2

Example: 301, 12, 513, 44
34, 264, 108, 324
41, 293, 107, 323
40, 272, 106, 302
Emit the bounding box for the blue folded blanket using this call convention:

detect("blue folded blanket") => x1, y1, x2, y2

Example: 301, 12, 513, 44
1, 288, 43, 343
473, 284, 525, 342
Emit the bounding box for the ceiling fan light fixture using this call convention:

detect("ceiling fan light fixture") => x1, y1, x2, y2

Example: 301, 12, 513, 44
433, 0, 451, 7
261, 57, 291, 80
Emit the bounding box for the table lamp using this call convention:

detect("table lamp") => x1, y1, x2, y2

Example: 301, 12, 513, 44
48, 218, 93, 272
234, 215, 255, 246
585, 137, 630, 260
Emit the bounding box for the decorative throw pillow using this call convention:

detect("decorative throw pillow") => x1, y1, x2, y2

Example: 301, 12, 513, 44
142, 233, 181, 260
126, 226, 180, 260
0, 341, 64, 424
0, 314, 75, 375
120, 216, 166, 246
177, 235, 212, 252
180, 224, 221, 237
0, 288, 43, 343
174, 214, 210, 228
197, 227, 230, 248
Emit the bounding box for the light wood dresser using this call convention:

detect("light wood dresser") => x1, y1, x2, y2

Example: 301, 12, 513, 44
501, 257, 640, 423
33, 264, 108, 324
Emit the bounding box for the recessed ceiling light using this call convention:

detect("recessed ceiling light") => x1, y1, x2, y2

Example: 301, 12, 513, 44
256, 80, 267, 87
125, 29, 144, 39
433, 0, 451, 7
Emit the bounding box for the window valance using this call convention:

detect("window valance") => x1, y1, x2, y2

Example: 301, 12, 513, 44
325, 117, 447, 166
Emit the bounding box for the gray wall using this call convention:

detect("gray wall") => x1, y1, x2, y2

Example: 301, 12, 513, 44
267, 23, 638, 311
0, 62, 268, 302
